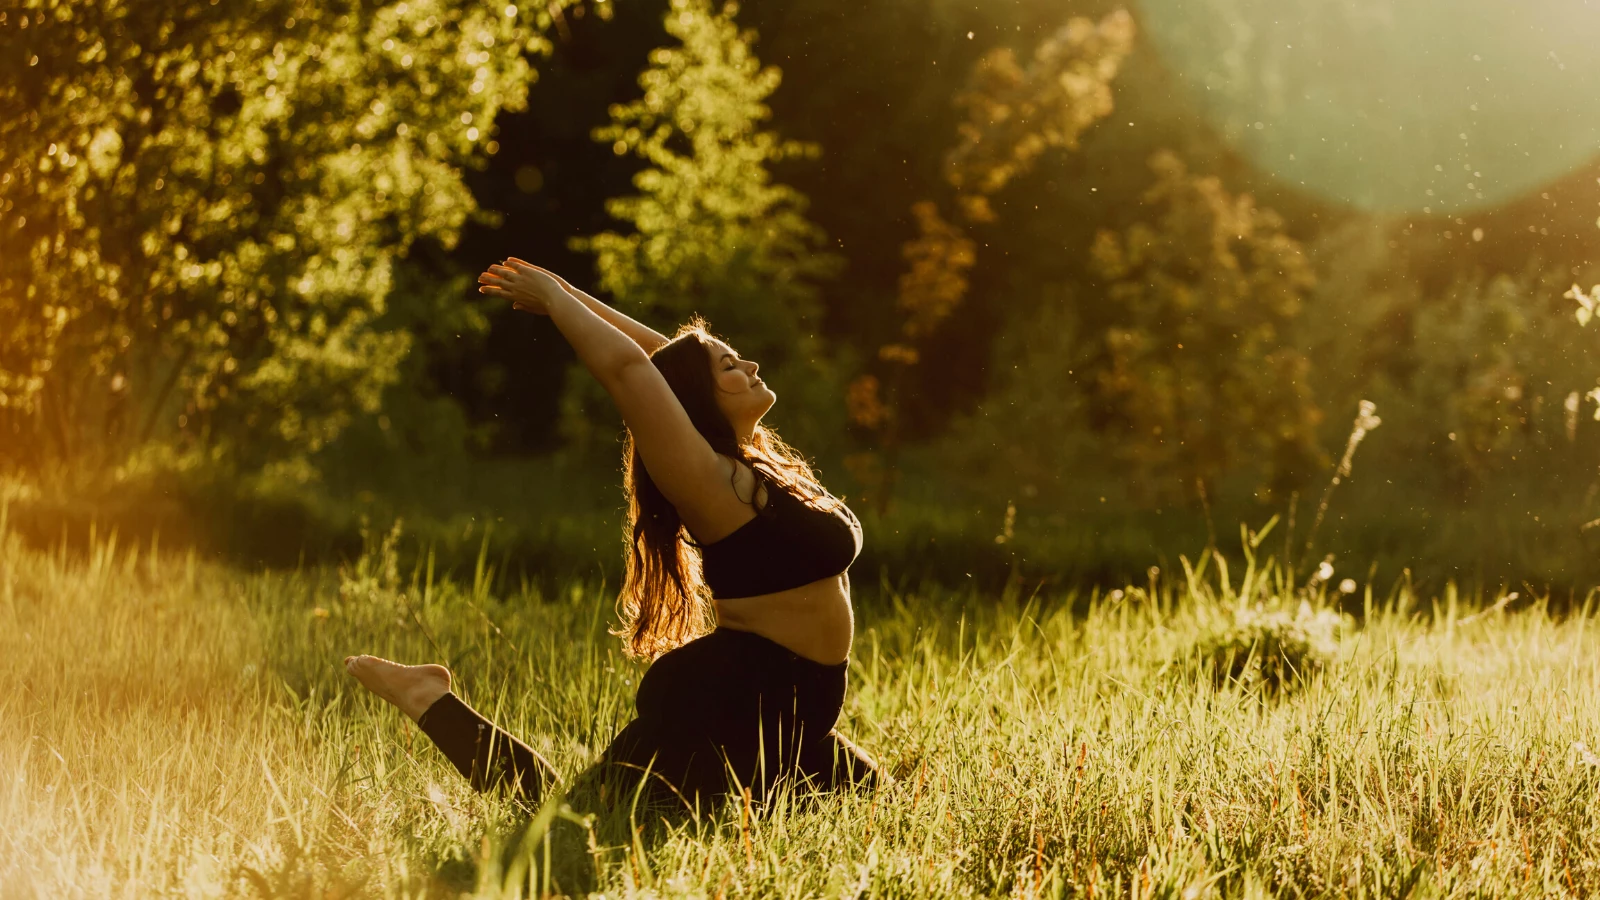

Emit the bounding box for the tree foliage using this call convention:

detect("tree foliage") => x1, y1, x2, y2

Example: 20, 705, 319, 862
845, 10, 1136, 506
567, 0, 842, 450
1296, 228, 1600, 493
1086, 151, 1322, 501
0, 0, 572, 474
943, 11, 1134, 224
1389, 268, 1597, 483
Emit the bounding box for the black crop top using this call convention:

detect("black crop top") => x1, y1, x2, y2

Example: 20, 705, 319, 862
686, 469, 863, 600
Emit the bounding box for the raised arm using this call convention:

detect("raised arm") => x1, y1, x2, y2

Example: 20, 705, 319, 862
477, 262, 734, 527
504, 257, 668, 354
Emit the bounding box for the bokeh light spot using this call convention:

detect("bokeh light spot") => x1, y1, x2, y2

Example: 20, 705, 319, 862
1138, 0, 1600, 213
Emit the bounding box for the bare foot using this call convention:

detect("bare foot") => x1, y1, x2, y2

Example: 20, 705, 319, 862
344, 655, 452, 723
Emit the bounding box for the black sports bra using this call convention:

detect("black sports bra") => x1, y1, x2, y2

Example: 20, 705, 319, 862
685, 469, 863, 600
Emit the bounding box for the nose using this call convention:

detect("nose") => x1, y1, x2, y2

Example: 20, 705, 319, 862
746, 360, 759, 377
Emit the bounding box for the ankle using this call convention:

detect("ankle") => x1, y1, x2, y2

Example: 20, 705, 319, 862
405, 681, 450, 722
397, 666, 452, 722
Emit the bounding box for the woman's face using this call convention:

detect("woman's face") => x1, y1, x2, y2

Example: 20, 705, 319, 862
705, 337, 774, 438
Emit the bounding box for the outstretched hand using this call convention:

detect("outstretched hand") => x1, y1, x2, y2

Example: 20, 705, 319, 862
507, 257, 575, 293
477, 260, 568, 315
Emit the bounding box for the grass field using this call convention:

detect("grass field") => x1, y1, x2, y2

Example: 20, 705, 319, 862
7, 506, 1600, 899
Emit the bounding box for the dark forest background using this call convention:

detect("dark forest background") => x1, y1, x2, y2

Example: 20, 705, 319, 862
7, 0, 1600, 598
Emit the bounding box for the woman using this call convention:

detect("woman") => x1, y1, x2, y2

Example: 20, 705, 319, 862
344, 258, 882, 810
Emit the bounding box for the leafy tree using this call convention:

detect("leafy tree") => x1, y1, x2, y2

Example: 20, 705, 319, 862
566, 0, 842, 452
1085, 150, 1322, 502
947, 151, 1322, 511
845, 10, 1136, 508
0, 0, 574, 475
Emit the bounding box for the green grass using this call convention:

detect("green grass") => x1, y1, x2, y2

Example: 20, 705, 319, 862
7, 505, 1600, 898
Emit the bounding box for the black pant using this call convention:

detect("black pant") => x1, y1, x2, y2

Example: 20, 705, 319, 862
417, 628, 881, 809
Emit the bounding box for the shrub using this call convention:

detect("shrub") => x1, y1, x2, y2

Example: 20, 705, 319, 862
1192, 600, 1343, 695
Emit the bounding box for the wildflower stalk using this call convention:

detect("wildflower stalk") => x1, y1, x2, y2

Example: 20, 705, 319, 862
1300, 400, 1381, 572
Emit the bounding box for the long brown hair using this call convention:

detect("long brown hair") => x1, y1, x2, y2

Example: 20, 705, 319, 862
616, 318, 835, 660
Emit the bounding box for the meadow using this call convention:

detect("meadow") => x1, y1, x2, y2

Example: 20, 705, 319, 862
7, 503, 1600, 900
11, 0, 1600, 896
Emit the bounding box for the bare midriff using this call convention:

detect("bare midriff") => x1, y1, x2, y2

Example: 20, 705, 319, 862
713, 572, 853, 666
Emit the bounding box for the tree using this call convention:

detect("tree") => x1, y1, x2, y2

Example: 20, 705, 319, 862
566, 0, 842, 452
945, 151, 1323, 511
844, 10, 1136, 509
0, 0, 575, 475
1085, 150, 1322, 501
